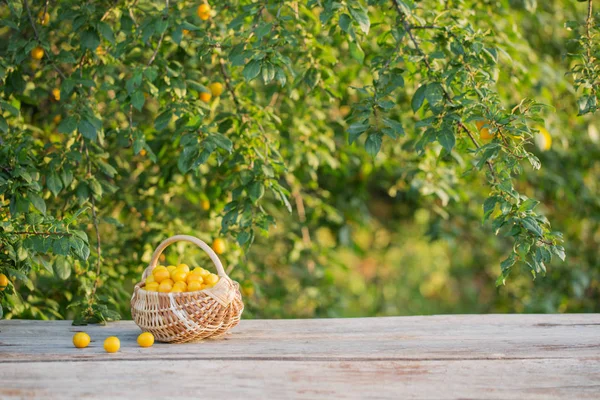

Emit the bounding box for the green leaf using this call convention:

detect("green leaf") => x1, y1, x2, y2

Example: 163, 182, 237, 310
483, 196, 499, 222
382, 118, 404, 137
248, 181, 265, 203
28, 192, 46, 214
349, 41, 364, 64
550, 245, 566, 261
81, 29, 100, 51
53, 238, 71, 257
69, 237, 90, 261
411, 84, 428, 112
47, 171, 63, 197
78, 119, 97, 140
155, 109, 173, 131
71, 229, 89, 243
89, 178, 103, 197
275, 67, 287, 86
237, 231, 252, 246
207, 134, 233, 153
437, 127, 455, 152
131, 91, 145, 111
261, 63, 275, 84
243, 60, 262, 81
178, 146, 199, 173
518, 198, 539, 212
275, 188, 292, 213
500, 253, 517, 271
97, 161, 117, 177
97, 21, 115, 43
53, 256, 71, 280
348, 123, 369, 144
348, 4, 370, 34
365, 133, 382, 157
0, 100, 19, 116
304, 68, 320, 90
6, 0, 22, 17
0, 115, 8, 133
425, 82, 444, 114
339, 13, 352, 33
522, 216, 543, 237
57, 116, 78, 134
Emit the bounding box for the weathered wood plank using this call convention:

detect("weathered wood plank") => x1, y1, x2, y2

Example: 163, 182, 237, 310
0, 358, 598, 400
1, 314, 599, 362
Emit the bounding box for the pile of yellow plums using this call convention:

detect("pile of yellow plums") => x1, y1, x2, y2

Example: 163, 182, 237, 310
142, 264, 219, 293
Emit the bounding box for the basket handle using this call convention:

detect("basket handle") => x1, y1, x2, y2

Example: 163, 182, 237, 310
143, 235, 226, 279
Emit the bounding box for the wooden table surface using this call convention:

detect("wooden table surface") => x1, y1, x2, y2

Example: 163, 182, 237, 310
1, 314, 599, 399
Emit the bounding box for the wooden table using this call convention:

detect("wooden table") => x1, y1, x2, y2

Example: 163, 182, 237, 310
1, 314, 599, 399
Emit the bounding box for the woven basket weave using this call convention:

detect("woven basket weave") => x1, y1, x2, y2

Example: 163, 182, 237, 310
131, 235, 244, 343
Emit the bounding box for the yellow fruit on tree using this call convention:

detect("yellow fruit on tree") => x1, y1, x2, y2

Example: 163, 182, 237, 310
535, 126, 552, 151
38, 11, 50, 25
52, 88, 60, 101
476, 120, 494, 140
53, 114, 62, 125
177, 264, 190, 273
153, 268, 170, 283
72, 332, 91, 348
199, 91, 212, 103
242, 284, 255, 297
145, 282, 159, 292
0, 273, 9, 291
339, 105, 351, 117
209, 82, 224, 97
212, 238, 225, 255
197, 4, 211, 20
173, 281, 187, 291
137, 332, 154, 348
103, 336, 120, 353
31, 46, 44, 60
204, 273, 219, 287
201, 199, 210, 211
158, 281, 173, 292
187, 280, 203, 292
183, 29, 191, 36
96, 46, 107, 56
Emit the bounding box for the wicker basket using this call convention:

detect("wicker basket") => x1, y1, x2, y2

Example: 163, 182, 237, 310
131, 235, 244, 343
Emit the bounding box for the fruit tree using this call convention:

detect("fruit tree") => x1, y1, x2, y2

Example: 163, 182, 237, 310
0, 1, 599, 322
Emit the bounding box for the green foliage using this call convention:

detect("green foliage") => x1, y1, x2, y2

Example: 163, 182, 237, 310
568, 0, 599, 115
0, 0, 598, 322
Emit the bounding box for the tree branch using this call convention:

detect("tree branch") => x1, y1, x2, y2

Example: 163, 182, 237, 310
219, 58, 247, 121
6, 231, 71, 236
147, 0, 169, 66
89, 195, 102, 298
391, 0, 496, 182
586, 0, 594, 61
457, 122, 497, 182
82, 143, 102, 302
23, 0, 67, 80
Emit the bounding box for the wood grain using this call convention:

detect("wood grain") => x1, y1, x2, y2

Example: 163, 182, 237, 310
1, 315, 599, 399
